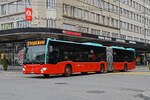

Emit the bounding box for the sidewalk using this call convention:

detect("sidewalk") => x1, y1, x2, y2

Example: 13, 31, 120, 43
0, 65, 22, 72
134, 65, 150, 72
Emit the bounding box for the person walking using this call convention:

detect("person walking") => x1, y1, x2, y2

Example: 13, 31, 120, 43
147, 58, 150, 71
148, 60, 150, 71
3, 56, 8, 71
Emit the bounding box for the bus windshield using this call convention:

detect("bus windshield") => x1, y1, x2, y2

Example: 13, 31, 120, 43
24, 45, 46, 64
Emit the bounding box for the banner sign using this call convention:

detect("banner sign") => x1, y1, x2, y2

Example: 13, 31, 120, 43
25, 8, 32, 21
17, 49, 24, 65
64, 31, 82, 36
98, 36, 112, 41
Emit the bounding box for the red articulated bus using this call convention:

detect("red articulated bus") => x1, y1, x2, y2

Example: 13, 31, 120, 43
23, 38, 136, 77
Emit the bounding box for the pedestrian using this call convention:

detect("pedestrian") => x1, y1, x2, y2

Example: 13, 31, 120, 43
3, 56, 8, 71
147, 57, 150, 71
148, 59, 150, 71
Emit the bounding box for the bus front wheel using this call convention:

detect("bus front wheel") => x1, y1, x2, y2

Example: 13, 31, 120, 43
64, 65, 72, 77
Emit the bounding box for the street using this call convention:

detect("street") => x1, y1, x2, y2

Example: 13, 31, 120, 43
0, 66, 150, 100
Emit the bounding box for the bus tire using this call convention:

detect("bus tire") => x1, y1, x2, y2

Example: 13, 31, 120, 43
100, 64, 105, 73
43, 74, 50, 78
64, 65, 72, 77
123, 64, 128, 72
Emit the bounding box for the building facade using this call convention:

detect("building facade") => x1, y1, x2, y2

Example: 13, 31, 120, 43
0, 0, 150, 43
0, 0, 150, 67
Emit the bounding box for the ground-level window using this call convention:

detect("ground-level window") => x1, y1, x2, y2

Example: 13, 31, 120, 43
17, 20, 32, 28
47, 19, 56, 28
63, 24, 75, 31
1, 23, 14, 30
46, 0, 56, 10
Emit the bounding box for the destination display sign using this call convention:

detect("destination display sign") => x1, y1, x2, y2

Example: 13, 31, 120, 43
27, 40, 46, 46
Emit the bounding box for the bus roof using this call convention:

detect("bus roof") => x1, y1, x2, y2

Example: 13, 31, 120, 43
126, 48, 135, 51
81, 42, 104, 47
47, 38, 104, 47
111, 46, 125, 50
111, 46, 135, 51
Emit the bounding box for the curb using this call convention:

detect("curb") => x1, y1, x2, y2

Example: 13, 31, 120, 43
142, 91, 150, 100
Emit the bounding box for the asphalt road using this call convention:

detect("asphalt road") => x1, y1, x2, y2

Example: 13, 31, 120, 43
0, 66, 150, 100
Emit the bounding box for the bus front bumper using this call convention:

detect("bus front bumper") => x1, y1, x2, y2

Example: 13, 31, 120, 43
22, 65, 49, 74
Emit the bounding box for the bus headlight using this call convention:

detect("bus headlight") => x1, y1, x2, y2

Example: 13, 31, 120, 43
22, 68, 26, 71
23, 65, 26, 68
41, 68, 47, 72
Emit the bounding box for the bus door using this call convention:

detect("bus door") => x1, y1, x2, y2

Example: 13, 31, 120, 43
107, 47, 113, 71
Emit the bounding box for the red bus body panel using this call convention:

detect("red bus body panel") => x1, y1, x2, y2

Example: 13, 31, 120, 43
23, 61, 107, 75
23, 61, 135, 75
113, 61, 136, 71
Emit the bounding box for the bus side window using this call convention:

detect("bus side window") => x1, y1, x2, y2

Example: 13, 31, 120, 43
48, 45, 60, 64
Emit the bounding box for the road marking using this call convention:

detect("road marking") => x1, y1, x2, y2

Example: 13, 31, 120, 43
0, 73, 19, 77
110, 72, 150, 76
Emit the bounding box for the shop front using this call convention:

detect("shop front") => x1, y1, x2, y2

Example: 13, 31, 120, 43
0, 42, 25, 70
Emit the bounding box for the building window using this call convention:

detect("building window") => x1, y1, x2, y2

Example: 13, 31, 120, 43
102, 16, 105, 25
63, 24, 75, 31
106, 32, 110, 37
17, 0, 24, 12
47, 19, 56, 28
25, 0, 32, 8
115, 20, 119, 28
111, 18, 115, 27
101, 0, 105, 9
63, 4, 70, 16
112, 33, 118, 38
120, 34, 126, 40
70, 6, 75, 17
1, 23, 14, 30
1, 4, 7, 15
9, 2, 15, 14
90, 0, 94, 5
46, 0, 56, 9
91, 13, 95, 22
96, 14, 100, 24
134, 37, 140, 42
91, 28, 101, 35
84, 0, 88, 3
106, 17, 110, 26
63, 4, 75, 17
127, 36, 133, 41
78, 26, 89, 33
77, 8, 82, 19
84, 10, 89, 20
96, 0, 100, 7
17, 20, 32, 28
102, 31, 106, 36
105, 2, 109, 11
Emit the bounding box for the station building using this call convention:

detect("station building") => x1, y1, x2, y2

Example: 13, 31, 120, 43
0, 0, 150, 68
